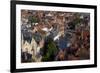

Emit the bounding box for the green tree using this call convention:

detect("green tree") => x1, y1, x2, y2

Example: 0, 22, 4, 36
42, 38, 58, 61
